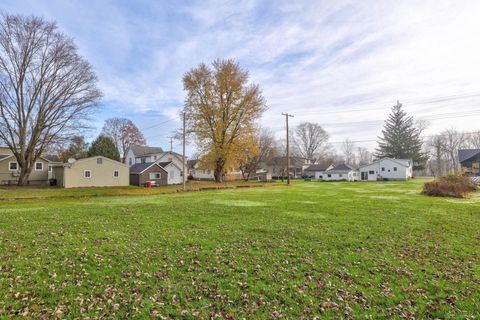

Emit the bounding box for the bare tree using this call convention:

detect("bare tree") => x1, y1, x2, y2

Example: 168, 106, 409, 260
341, 138, 356, 165
356, 147, 372, 166
467, 130, 480, 149
239, 128, 277, 180
102, 118, 146, 161
293, 122, 329, 161
0, 14, 101, 185
440, 128, 466, 172
426, 135, 444, 177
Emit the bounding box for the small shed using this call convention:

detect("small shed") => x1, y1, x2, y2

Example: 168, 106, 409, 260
129, 162, 168, 186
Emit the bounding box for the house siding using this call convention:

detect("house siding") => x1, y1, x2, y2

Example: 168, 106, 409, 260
0, 155, 50, 185
61, 157, 129, 188
130, 165, 168, 186
359, 159, 412, 181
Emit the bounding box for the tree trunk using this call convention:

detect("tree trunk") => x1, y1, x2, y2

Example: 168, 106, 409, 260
214, 159, 224, 183
17, 164, 33, 186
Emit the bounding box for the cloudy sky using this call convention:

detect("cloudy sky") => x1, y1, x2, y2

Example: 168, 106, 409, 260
3, 0, 480, 154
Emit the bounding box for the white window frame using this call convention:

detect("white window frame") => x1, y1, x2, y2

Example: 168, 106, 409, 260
84, 170, 91, 178
8, 161, 18, 171
35, 162, 43, 171
149, 172, 161, 179
113, 170, 119, 177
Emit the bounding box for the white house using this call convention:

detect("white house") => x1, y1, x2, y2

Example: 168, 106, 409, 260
187, 159, 215, 180
158, 161, 183, 184
304, 163, 335, 179
125, 145, 187, 184
125, 145, 164, 166
359, 158, 412, 181
322, 163, 359, 181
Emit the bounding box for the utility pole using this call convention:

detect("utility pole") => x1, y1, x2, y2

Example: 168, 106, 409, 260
182, 112, 186, 191
282, 113, 294, 185
169, 137, 173, 152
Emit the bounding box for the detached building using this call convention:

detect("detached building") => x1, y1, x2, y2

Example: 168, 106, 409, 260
459, 149, 480, 176
129, 162, 168, 186
51, 156, 129, 188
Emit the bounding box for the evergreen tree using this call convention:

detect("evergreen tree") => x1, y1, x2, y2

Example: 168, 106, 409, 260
376, 101, 428, 170
88, 135, 120, 161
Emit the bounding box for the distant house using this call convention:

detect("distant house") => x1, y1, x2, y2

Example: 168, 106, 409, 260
125, 145, 186, 183
125, 146, 164, 166
304, 163, 335, 179
0, 146, 53, 185
187, 159, 243, 181
359, 158, 412, 181
266, 156, 313, 179
322, 163, 359, 181
188, 159, 215, 180
459, 149, 480, 176
51, 156, 129, 188
129, 162, 168, 186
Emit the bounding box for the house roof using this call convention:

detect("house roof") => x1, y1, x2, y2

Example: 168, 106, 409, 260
458, 149, 480, 163
43, 154, 61, 163
359, 157, 411, 169
327, 163, 357, 172
129, 162, 163, 174
305, 164, 332, 172
0, 154, 12, 161
130, 145, 164, 157
268, 156, 312, 167
187, 159, 198, 169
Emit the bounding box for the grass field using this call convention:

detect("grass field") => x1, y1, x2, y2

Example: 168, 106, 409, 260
0, 179, 479, 318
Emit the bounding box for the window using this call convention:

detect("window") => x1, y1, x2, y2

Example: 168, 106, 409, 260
154, 155, 157, 160
9, 162, 18, 171
84, 170, 91, 178
319, 175, 323, 179
149, 172, 161, 179
97, 158, 103, 164
129, 158, 132, 165
141, 158, 146, 164
339, 173, 343, 177
393, 167, 397, 171
35, 162, 43, 171
113, 170, 119, 177
327, 174, 331, 177
207, 170, 211, 174
48, 165, 52, 172
381, 167, 385, 171
369, 170, 374, 174
353, 172, 357, 176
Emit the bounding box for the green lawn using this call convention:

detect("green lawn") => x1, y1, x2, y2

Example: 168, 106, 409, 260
0, 179, 479, 318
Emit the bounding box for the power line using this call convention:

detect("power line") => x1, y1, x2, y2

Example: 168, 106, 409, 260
328, 130, 480, 145
299, 92, 480, 116
320, 109, 480, 128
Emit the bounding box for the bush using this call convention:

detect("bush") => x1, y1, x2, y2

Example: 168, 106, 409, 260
422, 174, 478, 198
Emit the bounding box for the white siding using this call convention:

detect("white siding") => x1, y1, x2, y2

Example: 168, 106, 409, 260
359, 158, 412, 181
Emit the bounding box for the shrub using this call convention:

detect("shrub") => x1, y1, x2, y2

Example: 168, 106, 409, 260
422, 173, 478, 198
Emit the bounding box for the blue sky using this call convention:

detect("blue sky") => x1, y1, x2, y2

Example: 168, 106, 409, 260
3, 0, 480, 154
